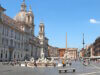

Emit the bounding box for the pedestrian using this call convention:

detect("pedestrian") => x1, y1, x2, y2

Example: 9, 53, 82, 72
62, 60, 65, 67
45, 64, 47, 67
19, 62, 21, 66
25, 60, 27, 67
54, 63, 56, 67
34, 61, 37, 67
69, 62, 72, 66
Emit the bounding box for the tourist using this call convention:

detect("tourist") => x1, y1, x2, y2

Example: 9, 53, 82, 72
54, 63, 56, 67
25, 60, 27, 67
34, 61, 37, 67
45, 64, 47, 67
62, 60, 66, 67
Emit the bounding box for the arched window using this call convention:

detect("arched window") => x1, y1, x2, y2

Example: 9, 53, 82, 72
10, 39, 13, 46
18, 54, 19, 58
6, 53, 7, 58
14, 54, 16, 58
1, 53, 2, 58
1, 50, 3, 59
41, 27, 42, 32
21, 54, 22, 58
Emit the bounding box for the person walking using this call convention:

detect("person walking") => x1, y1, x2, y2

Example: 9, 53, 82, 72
62, 60, 66, 67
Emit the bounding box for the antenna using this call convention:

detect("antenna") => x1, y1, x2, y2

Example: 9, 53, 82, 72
82, 33, 85, 49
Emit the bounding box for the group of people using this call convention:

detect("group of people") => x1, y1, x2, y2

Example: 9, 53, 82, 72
2, 60, 21, 66
24, 60, 56, 67
82, 59, 90, 66
62, 59, 72, 67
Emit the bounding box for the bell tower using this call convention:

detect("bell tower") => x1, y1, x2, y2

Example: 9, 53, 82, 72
0, 5, 6, 21
39, 21, 45, 39
38, 21, 46, 59
25, 6, 35, 35
26, 6, 34, 24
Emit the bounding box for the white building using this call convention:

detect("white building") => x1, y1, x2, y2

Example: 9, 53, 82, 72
0, 1, 48, 61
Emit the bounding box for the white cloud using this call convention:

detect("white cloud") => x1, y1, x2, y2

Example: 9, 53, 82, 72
90, 18, 100, 24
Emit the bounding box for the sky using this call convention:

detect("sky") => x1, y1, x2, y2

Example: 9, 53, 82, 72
1, 0, 100, 50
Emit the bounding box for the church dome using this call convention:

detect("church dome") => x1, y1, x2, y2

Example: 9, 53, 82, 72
14, 11, 27, 22
14, 0, 27, 22
14, 1, 34, 24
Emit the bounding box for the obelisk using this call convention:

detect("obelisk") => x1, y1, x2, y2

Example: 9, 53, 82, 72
66, 32, 67, 50
63, 32, 68, 59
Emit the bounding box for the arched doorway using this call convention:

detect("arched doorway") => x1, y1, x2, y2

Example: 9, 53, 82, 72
9, 46, 14, 61
0, 50, 3, 61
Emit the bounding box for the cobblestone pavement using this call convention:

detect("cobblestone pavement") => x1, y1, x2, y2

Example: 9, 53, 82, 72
0, 61, 100, 75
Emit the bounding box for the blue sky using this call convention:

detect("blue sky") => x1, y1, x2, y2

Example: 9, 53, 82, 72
1, 0, 100, 50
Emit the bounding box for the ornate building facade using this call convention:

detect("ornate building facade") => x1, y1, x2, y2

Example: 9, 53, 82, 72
0, 1, 48, 61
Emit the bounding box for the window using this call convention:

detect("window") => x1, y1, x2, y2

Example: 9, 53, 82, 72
11, 30, 13, 38
10, 39, 13, 46
14, 41, 16, 48
0, 50, 3, 58
21, 54, 22, 58
0, 12, 2, 20
7, 27, 9, 36
15, 32, 16, 39
1, 53, 2, 58
5, 53, 7, 58
2, 26, 4, 35
14, 53, 16, 58
18, 43, 20, 48
6, 39, 8, 46
2, 38, 4, 45
18, 54, 19, 58
40, 27, 42, 32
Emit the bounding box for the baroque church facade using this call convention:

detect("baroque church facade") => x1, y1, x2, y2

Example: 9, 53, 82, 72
0, 1, 48, 61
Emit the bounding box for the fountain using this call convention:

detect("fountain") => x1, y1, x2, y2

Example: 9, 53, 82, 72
27, 57, 35, 67
35, 47, 56, 67
24, 47, 56, 67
